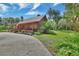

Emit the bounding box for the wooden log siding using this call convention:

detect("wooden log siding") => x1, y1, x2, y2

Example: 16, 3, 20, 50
15, 16, 47, 32
16, 22, 39, 30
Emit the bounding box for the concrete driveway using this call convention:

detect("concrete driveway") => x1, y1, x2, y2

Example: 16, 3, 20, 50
0, 32, 51, 56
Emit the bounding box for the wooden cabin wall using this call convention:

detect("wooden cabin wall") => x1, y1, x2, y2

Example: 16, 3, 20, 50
15, 16, 47, 32
16, 22, 39, 31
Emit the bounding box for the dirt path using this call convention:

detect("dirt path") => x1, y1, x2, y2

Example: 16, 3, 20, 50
0, 32, 51, 56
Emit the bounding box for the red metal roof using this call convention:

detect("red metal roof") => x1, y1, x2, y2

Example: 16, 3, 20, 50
18, 16, 45, 24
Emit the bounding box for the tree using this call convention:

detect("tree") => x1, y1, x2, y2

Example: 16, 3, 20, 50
48, 8, 62, 29
48, 8, 61, 19
0, 17, 2, 22
15, 18, 20, 23
64, 3, 79, 31
64, 4, 78, 20
21, 16, 23, 21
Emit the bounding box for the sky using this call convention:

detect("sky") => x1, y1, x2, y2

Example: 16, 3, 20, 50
0, 3, 65, 19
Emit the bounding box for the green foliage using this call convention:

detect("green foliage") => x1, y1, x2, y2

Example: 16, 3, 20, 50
34, 31, 79, 56
15, 18, 20, 22
63, 4, 79, 31
0, 25, 8, 32
34, 32, 41, 35
57, 42, 79, 56
40, 21, 51, 33
0, 25, 6, 30
48, 30, 57, 35
48, 20, 57, 30
0, 17, 20, 32
48, 8, 62, 24
58, 19, 72, 30
40, 20, 57, 33
65, 4, 79, 16
47, 9, 62, 30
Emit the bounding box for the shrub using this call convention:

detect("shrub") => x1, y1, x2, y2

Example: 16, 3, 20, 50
0, 25, 7, 32
48, 30, 57, 35
34, 32, 41, 35
39, 20, 57, 33
57, 42, 79, 56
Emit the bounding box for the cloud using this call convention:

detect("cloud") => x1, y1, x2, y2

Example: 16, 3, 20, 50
18, 3, 29, 9
32, 3, 40, 10
25, 11, 40, 15
18, 3, 40, 10
0, 4, 9, 11
24, 3, 41, 15
53, 3, 60, 6
0, 14, 3, 17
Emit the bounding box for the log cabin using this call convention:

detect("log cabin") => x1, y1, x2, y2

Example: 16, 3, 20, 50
14, 15, 47, 32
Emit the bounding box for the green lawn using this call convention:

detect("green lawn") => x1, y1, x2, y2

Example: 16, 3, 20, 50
0, 25, 11, 32
34, 30, 79, 56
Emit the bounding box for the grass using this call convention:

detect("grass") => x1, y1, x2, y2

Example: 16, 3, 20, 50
34, 30, 79, 56
0, 25, 10, 32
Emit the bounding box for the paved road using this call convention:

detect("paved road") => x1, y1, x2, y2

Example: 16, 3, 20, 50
0, 32, 51, 56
